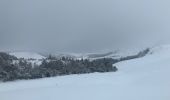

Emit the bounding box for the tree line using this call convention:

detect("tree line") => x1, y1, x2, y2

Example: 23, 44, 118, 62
0, 48, 149, 82
0, 53, 118, 82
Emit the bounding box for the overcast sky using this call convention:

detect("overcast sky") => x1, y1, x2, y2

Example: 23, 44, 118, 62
0, 0, 170, 53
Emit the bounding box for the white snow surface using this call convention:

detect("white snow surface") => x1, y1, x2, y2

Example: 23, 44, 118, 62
9, 52, 45, 59
1, 45, 170, 100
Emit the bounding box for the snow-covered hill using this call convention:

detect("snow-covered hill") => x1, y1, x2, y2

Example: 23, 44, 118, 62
0, 45, 170, 100
8, 48, 145, 60
9, 52, 46, 66
9, 52, 46, 60
53, 49, 143, 60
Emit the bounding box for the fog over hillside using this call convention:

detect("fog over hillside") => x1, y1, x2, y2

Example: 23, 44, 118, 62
1, 0, 170, 53
1, 1, 170, 100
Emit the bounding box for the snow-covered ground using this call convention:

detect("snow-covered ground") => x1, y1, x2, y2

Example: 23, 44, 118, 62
0, 45, 170, 100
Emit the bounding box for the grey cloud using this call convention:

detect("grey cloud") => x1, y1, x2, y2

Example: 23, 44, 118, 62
0, 0, 170, 53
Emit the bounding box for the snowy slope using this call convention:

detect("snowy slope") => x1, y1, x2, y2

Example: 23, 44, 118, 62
0, 45, 170, 100
9, 52, 45, 59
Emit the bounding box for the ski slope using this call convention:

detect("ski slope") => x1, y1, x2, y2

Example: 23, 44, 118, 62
0, 45, 170, 100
